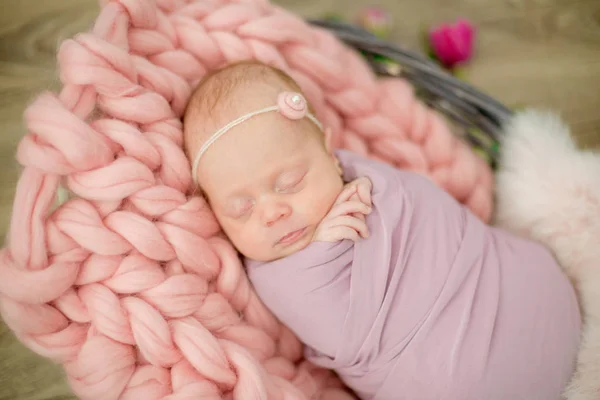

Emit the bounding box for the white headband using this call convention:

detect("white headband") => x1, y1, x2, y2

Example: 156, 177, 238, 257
191, 91, 322, 183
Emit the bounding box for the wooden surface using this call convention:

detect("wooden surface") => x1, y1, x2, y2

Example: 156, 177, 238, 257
1, 0, 599, 399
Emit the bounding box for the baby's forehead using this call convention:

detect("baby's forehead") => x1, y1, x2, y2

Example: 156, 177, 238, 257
186, 77, 289, 130
190, 64, 292, 115
185, 72, 290, 135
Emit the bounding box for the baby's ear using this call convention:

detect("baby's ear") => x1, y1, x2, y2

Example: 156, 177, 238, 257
334, 157, 343, 176
324, 127, 343, 175
324, 127, 335, 155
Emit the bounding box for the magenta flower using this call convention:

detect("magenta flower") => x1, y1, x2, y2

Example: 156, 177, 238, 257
428, 19, 476, 69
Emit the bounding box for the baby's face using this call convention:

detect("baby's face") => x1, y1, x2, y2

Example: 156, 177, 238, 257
194, 110, 344, 262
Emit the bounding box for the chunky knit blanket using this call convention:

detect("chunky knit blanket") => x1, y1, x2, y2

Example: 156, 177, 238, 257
0, 0, 494, 399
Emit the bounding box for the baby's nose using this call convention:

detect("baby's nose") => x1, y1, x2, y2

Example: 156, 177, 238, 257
262, 203, 291, 226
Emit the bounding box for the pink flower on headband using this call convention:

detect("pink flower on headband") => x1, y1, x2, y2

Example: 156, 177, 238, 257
278, 92, 307, 120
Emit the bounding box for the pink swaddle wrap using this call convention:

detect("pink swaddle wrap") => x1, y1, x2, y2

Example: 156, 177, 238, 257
246, 150, 581, 400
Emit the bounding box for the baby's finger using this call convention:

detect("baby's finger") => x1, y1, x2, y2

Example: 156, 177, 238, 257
352, 178, 371, 205
312, 229, 343, 243
325, 226, 360, 242
357, 177, 372, 189
328, 201, 372, 219
348, 191, 362, 204
334, 185, 358, 206
352, 212, 365, 222
329, 215, 369, 238
348, 198, 366, 222
348, 193, 365, 219
356, 182, 372, 207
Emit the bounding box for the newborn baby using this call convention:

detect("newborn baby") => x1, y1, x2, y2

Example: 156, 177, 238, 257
183, 61, 581, 400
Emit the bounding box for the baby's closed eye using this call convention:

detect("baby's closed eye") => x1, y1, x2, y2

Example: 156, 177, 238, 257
229, 198, 255, 218
275, 170, 307, 192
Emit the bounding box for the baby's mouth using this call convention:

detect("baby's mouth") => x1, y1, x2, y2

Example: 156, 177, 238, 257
277, 227, 307, 246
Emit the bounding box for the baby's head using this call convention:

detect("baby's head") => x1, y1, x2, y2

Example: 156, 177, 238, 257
184, 61, 344, 262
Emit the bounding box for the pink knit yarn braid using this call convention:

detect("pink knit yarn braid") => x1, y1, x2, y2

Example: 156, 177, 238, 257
0, 0, 494, 399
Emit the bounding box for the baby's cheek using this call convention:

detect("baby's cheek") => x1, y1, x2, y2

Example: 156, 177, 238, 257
231, 226, 254, 247
310, 185, 341, 220
218, 220, 248, 248
228, 228, 264, 259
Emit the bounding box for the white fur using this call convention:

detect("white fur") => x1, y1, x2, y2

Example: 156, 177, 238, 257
494, 109, 600, 400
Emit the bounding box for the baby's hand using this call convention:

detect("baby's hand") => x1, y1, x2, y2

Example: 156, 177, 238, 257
312, 177, 373, 243
345, 177, 372, 223
347, 177, 373, 209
